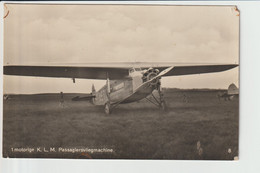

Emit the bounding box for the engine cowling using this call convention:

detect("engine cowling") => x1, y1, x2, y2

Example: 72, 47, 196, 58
142, 68, 160, 86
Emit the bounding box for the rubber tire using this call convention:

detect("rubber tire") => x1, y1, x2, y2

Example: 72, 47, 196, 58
160, 100, 167, 111
104, 102, 111, 115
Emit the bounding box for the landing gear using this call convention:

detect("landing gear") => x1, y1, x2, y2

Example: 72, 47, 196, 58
160, 100, 167, 111
158, 84, 167, 111
104, 102, 111, 115
145, 82, 167, 111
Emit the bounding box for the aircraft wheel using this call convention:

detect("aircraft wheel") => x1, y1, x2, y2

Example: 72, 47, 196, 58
160, 100, 167, 111
104, 102, 111, 115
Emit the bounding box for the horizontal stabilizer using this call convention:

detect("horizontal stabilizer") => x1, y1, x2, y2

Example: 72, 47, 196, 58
72, 95, 95, 101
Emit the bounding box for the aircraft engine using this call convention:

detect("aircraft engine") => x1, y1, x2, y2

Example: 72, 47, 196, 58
142, 68, 160, 86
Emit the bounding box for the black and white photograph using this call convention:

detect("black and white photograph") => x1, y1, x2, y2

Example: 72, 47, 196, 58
2, 4, 239, 160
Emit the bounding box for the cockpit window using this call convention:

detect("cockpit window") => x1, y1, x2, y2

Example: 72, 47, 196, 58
129, 68, 142, 74
129, 68, 135, 73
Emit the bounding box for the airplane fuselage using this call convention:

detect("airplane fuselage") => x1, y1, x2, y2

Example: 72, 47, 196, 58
92, 68, 159, 105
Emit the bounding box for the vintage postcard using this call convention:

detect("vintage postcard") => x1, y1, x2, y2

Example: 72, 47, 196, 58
2, 4, 239, 160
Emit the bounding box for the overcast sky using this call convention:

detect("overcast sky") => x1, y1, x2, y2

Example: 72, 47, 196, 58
4, 4, 239, 94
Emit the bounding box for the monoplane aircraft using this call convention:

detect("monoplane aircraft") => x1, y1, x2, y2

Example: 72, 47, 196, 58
217, 83, 239, 101
4, 62, 238, 114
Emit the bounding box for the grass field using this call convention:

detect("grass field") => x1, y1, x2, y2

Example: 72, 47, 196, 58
2, 89, 239, 160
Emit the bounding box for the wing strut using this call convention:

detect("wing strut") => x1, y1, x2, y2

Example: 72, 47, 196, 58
105, 73, 111, 114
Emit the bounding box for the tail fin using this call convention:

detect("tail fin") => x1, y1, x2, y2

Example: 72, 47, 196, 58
228, 83, 239, 95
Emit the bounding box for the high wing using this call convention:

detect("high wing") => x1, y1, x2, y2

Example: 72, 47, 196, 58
4, 62, 238, 80
4, 65, 129, 80
156, 64, 238, 77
